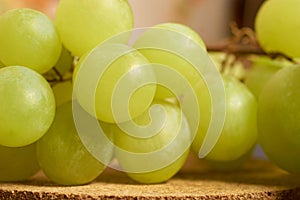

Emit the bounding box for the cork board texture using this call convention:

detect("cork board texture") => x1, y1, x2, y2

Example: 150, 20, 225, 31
1, 154, 300, 200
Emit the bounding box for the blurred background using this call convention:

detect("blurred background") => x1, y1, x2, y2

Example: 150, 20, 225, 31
0, 0, 264, 46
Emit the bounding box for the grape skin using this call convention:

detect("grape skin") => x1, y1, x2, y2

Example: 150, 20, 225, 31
0, 8, 61, 74
255, 0, 300, 58
126, 150, 189, 184
258, 66, 300, 173
0, 66, 55, 147
134, 22, 206, 100
55, 0, 134, 56
73, 44, 156, 123
192, 76, 257, 161
114, 101, 191, 184
245, 56, 284, 99
0, 143, 40, 182
37, 101, 113, 185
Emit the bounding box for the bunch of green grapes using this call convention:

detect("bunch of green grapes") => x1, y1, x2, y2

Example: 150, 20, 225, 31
209, 0, 300, 172
0, 2, 257, 184
252, 0, 300, 174
0, 7, 61, 182
0, 0, 135, 185
4, 0, 300, 187
52, 0, 300, 184
72, 33, 194, 183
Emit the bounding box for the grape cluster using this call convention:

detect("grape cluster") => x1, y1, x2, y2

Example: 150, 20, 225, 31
0, 0, 299, 186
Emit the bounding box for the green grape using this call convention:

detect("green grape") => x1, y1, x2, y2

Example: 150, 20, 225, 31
258, 65, 300, 173
245, 56, 286, 99
192, 76, 257, 161
37, 101, 113, 185
114, 101, 191, 184
255, 0, 300, 58
0, 143, 40, 182
73, 43, 156, 123
0, 8, 61, 74
53, 46, 73, 76
52, 81, 73, 107
0, 66, 55, 147
134, 22, 206, 100
55, 0, 134, 56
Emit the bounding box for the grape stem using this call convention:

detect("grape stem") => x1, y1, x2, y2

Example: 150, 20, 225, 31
207, 22, 296, 63
52, 67, 64, 81
44, 56, 76, 87
44, 67, 72, 87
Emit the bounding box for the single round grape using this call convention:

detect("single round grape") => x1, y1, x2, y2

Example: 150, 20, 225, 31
192, 76, 257, 161
245, 56, 285, 99
134, 22, 206, 100
0, 8, 61, 74
0, 143, 40, 182
0, 66, 55, 147
55, 0, 134, 56
37, 101, 113, 185
258, 65, 300, 173
73, 44, 156, 123
255, 0, 300, 58
114, 101, 191, 184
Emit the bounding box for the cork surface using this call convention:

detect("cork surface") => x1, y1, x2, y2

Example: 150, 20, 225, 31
1, 154, 300, 200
